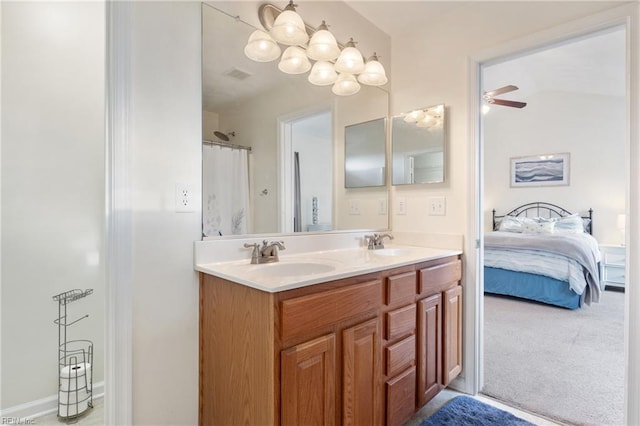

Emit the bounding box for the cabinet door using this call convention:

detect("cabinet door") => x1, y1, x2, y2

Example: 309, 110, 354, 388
342, 318, 382, 426
443, 285, 463, 385
417, 294, 442, 406
282, 334, 336, 426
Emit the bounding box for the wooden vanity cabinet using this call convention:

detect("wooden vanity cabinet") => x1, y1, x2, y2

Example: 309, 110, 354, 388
416, 257, 463, 407
199, 254, 462, 426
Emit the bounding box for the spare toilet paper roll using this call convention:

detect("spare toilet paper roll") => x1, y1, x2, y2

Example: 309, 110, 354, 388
60, 363, 92, 391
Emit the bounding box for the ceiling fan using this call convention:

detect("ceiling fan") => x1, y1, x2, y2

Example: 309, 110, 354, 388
483, 85, 527, 108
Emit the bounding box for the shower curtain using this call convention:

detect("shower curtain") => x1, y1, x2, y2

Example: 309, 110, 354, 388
202, 146, 250, 237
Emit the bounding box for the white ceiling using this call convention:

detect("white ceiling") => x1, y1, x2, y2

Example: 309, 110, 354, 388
203, 1, 627, 112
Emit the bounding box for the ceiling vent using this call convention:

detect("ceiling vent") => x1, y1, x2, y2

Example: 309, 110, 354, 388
223, 67, 252, 80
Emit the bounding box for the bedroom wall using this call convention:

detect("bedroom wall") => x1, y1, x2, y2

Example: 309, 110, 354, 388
484, 91, 625, 244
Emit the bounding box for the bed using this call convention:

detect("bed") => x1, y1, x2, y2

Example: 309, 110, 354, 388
484, 202, 601, 309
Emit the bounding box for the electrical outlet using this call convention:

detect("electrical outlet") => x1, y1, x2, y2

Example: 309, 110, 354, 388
175, 183, 196, 213
348, 199, 360, 215
428, 196, 446, 216
397, 197, 407, 215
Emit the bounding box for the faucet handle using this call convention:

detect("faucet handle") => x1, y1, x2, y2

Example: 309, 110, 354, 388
243, 242, 260, 264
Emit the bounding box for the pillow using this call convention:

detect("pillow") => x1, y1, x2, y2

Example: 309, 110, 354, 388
554, 214, 585, 234
523, 220, 555, 234
498, 216, 536, 233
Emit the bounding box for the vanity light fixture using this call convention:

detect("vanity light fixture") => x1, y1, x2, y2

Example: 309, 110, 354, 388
269, 2, 308, 46
357, 53, 388, 86
243, 1, 387, 96
244, 30, 281, 62
404, 105, 444, 129
278, 46, 311, 74
306, 21, 340, 61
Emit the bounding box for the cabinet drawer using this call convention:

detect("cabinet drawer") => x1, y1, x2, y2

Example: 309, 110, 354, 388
385, 334, 416, 377
386, 367, 416, 426
280, 280, 382, 341
604, 265, 625, 285
419, 259, 461, 295
385, 304, 416, 341
386, 272, 416, 305
604, 251, 626, 266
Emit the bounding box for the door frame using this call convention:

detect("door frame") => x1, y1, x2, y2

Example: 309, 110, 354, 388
466, 3, 639, 424
277, 105, 333, 233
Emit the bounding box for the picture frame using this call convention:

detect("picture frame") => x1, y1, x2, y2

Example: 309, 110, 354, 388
510, 153, 570, 187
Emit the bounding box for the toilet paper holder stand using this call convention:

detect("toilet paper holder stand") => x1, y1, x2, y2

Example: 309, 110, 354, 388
53, 289, 94, 422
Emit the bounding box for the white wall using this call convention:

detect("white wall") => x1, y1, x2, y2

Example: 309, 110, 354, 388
484, 91, 625, 243
1, 1, 105, 409
202, 110, 219, 141
129, 2, 201, 424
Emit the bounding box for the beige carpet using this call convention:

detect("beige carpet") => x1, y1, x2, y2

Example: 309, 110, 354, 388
483, 291, 625, 426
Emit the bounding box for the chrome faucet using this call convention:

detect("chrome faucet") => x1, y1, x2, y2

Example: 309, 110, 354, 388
244, 240, 286, 264
364, 233, 394, 250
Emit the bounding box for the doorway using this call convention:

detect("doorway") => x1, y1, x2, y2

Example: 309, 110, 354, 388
478, 26, 626, 424
278, 109, 333, 233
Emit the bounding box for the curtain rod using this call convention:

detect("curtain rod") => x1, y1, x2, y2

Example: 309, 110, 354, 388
203, 139, 252, 152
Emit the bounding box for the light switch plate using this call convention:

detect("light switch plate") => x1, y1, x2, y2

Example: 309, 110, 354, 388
397, 197, 407, 215
428, 196, 446, 216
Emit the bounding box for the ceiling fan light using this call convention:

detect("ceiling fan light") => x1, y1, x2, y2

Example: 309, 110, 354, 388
307, 22, 340, 61
403, 109, 425, 123
278, 46, 311, 74
332, 73, 360, 96
244, 30, 281, 62
308, 61, 338, 86
270, 9, 309, 46
357, 55, 387, 86
334, 39, 365, 74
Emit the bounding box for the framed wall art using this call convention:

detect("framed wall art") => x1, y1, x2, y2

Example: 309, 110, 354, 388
510, 153, 570, 187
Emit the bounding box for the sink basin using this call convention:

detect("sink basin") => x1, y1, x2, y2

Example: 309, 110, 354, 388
250, 262, 336, 277
371, 248, 415, 257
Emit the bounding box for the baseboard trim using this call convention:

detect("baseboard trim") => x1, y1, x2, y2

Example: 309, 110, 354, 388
0, 381, 104, 420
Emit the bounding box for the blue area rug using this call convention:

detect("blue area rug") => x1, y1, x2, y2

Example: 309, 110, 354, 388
420, 396, 535, 426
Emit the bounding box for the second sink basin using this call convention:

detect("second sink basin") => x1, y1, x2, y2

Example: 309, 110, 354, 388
371, 248, 415, 257
249, 261, 336, 278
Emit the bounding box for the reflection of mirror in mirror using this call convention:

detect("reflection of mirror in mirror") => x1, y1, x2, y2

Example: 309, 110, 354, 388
201, 3, 389, 237
345, 118, 387, 188
392, 104, 445, 185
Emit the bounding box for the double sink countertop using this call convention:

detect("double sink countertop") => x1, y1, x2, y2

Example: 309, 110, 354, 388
196, 244, 462, 293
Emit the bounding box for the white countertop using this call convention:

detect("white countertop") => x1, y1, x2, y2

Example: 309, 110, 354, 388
196, 245, 462, 293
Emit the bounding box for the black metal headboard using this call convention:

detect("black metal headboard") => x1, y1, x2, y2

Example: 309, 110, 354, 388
492, 202, 593, 235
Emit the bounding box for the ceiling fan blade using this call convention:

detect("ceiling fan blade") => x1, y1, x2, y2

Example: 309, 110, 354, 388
489, 98, 527, 108
484, 85, 519, 98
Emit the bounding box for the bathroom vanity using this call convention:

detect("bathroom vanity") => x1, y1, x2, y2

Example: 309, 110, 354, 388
196, 240, 462, 426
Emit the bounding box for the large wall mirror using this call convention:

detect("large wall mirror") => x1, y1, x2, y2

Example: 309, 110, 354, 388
202, 3, 389, 237
391, 104, 445, 185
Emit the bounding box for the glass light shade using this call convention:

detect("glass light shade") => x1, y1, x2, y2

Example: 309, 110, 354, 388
270, 10, 309, 46
332, 73, 360, 96
307, 29, 340, 61
357, 59, 388, 86
403, 110, 425, 123
416, 115, 437, 128
308, 61, 338, 86
334, 46, 365, 74
278, 46, 311, 74
244, 30, 281, 62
